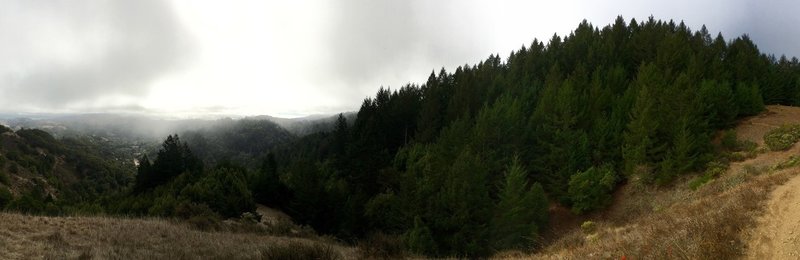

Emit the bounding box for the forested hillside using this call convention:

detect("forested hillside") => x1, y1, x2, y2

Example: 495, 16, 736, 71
0, 125, 133, 214
258, 17, 800, 256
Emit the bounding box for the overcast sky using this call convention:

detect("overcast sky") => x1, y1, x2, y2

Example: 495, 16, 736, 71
1, 0, 798, 118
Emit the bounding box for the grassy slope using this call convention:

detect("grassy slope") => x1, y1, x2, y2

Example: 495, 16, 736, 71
0, 211, 357, 259
516, 105, 800, 259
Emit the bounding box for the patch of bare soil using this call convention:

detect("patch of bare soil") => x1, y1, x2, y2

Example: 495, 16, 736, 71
736, 105, 800, 145
745, 170, 800, 259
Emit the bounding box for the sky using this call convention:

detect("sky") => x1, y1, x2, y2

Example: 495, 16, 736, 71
1, 0, 799, 118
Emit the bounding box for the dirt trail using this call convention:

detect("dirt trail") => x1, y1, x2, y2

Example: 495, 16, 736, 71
745, 171, 800, 259
741, 105, 800, 259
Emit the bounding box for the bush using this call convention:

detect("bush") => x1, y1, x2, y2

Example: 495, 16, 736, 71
568, 165, 618, 214
689, 161, 728, 190
0, 170, 8, 185
764, 125, 800, 151
720, 130, 739, 151
580, 221, 597, 234
0, 186, 12, 209
260, 241, 342, 260
179, 167, 255, 218
175, 201, 221, 230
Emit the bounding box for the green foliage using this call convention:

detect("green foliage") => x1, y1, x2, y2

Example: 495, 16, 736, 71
134, 135, 202, 193
405, 217, 437, 255
764, 125, 800, 151
568, 165, 618, 214
771, 156, 800, 171
699, 80, 738, 128
689, 161, 729, 190
735, 82, 765, 116
180, 166, 255, 218
0, 170, 8, 185
490, 158, 548, 251
720, 130, 740, 151
581, 221, 597, 234
0, 186, 12, 209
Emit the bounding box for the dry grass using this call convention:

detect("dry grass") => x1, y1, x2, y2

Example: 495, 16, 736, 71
0, 213, 357, 259
530, 165, 797, 259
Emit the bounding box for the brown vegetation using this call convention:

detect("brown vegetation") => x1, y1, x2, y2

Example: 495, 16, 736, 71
0, 213, 356, 259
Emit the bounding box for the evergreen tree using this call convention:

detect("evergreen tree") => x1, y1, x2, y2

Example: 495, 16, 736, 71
490, 158, 548, 251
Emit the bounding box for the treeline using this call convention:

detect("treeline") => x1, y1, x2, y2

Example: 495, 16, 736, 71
106, 135, 256, 224
257, 17, 799, 256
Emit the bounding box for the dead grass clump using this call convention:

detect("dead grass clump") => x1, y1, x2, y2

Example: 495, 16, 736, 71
356, 232, 406, 259
260, 241, 343, 260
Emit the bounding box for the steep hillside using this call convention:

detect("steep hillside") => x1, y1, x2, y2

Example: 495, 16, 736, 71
0, 125, 133, 212
527, 105, 800, 259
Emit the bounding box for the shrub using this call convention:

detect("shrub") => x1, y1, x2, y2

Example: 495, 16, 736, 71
720, 130, 739, 151
0, 186, 12, 209
764, 125, 800, 151
580, 221, 597, 234
175, 201, 221, 230
689, 161, 728, 190
568, 165, 618, 214
0, 170, 8, 185
260, 242, 342, 260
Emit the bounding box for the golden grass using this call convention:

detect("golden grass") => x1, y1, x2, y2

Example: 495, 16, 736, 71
0, 213, 357, 259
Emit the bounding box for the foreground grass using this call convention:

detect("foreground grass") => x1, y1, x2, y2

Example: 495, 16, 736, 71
0, 213, 355, 259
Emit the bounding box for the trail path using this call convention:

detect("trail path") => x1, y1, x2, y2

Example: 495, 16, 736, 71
741, 105, 800, 259
745, 172, 800, 259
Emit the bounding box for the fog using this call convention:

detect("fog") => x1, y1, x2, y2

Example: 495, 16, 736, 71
1, 0, 798, 117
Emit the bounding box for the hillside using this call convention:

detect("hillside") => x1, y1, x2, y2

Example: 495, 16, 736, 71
526, 105, 800, 258
0, 210, 357, 259
4, 106, 800, 259
0, 126, 133, 212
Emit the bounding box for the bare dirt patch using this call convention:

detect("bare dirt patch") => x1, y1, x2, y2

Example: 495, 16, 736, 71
745, 170, 800, 259
735, 105, 800, 145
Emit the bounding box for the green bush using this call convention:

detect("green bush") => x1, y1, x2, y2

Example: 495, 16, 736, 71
0, 170, 8, 185
0, 186, 12, 209
689, 161, 728, 190
720, 130, 739, 151
568, 165, 618, 214
764, 125, 800, 151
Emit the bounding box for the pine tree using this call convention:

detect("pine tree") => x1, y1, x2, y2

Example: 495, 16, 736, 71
490, 158, 548, 251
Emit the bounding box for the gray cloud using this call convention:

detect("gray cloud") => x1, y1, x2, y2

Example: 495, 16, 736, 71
321, 1, 486, 98
0, 0, 193, 110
